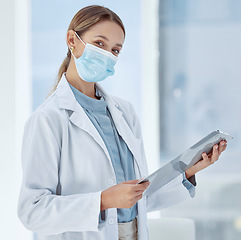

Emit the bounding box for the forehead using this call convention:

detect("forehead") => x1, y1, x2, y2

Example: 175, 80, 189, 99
82, 20, 125, 45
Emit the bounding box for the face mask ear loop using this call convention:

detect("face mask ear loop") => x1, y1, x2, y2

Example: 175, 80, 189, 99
68, 32, 85, 59
74, 31, 86, 46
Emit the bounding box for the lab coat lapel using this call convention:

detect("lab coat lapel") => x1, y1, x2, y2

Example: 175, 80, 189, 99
70, 101, 144, 177
69, 106, 112, 162
56, 75, 112, 163
96, 84, 144, 177
110, 102, 144, 176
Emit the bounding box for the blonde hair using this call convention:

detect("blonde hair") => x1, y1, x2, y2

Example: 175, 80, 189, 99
49, 5, 125, 95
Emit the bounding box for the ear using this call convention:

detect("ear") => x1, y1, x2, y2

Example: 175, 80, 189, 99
66, 30, 77, 49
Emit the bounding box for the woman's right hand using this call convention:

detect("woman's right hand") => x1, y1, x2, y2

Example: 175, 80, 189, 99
101, 179, 150, 211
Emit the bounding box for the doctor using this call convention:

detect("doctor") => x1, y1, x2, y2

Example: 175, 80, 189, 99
17, 5, 227, 240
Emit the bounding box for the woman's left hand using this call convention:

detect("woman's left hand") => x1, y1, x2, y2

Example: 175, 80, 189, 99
185, 140, 227, 179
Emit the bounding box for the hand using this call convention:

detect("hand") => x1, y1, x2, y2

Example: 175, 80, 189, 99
101, 179, 150, 211
185, 140, 227, 179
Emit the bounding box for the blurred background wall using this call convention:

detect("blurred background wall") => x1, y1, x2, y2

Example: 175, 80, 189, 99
0, 0, 240, 239
0, 0, 32, 239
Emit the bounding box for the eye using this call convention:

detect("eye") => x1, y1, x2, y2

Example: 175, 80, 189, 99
112, 48, 120, 56
94, 41, 104, 47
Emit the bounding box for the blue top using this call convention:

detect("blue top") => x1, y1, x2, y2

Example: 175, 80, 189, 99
68, 82, 137, 223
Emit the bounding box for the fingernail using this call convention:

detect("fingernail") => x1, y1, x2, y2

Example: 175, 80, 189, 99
215, 145, 218, 149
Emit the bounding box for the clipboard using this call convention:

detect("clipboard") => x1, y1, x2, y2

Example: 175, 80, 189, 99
138, 130, 233, 196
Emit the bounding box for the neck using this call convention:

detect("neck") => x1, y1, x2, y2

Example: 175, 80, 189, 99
65, 57, 97, 99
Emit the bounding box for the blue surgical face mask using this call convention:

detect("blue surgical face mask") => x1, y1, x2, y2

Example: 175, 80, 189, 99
70, 31, 118, 82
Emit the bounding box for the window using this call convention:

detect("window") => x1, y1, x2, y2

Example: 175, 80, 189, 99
158, 1, 241, 239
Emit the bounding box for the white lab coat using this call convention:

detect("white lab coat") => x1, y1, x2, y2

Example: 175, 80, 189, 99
18, 74, 193, 240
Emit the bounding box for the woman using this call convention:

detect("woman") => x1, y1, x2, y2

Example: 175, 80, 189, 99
17, 5, 227, 240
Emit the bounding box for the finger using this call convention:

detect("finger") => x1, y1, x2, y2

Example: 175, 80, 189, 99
133, 181, 150, 191
202, 152, 213, 165
211, 144, 219, 163
202, 152, 209, 162
135, 190, 145, 194
135, 181, 150, 191
138, 179, 149, 185
218, 141, 227, 154
134, 192, 143, 201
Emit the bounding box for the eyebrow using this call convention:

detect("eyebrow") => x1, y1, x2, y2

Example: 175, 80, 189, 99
94, 35, 122, 47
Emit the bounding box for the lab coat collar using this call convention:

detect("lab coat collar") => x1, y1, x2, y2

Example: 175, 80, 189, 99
56, 73, 123, 123
55, 74, 144, 177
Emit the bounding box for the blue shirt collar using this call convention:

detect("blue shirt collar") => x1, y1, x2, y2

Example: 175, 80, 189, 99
68, 81, 108, 113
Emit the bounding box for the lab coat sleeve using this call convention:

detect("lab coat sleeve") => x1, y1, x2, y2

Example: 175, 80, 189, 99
127, 101, 195, 213
182, 172, 196, 198
17, 111, 103, 235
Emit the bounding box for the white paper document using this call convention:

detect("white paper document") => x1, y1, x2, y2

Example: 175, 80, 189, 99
139, 130, 233, 196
